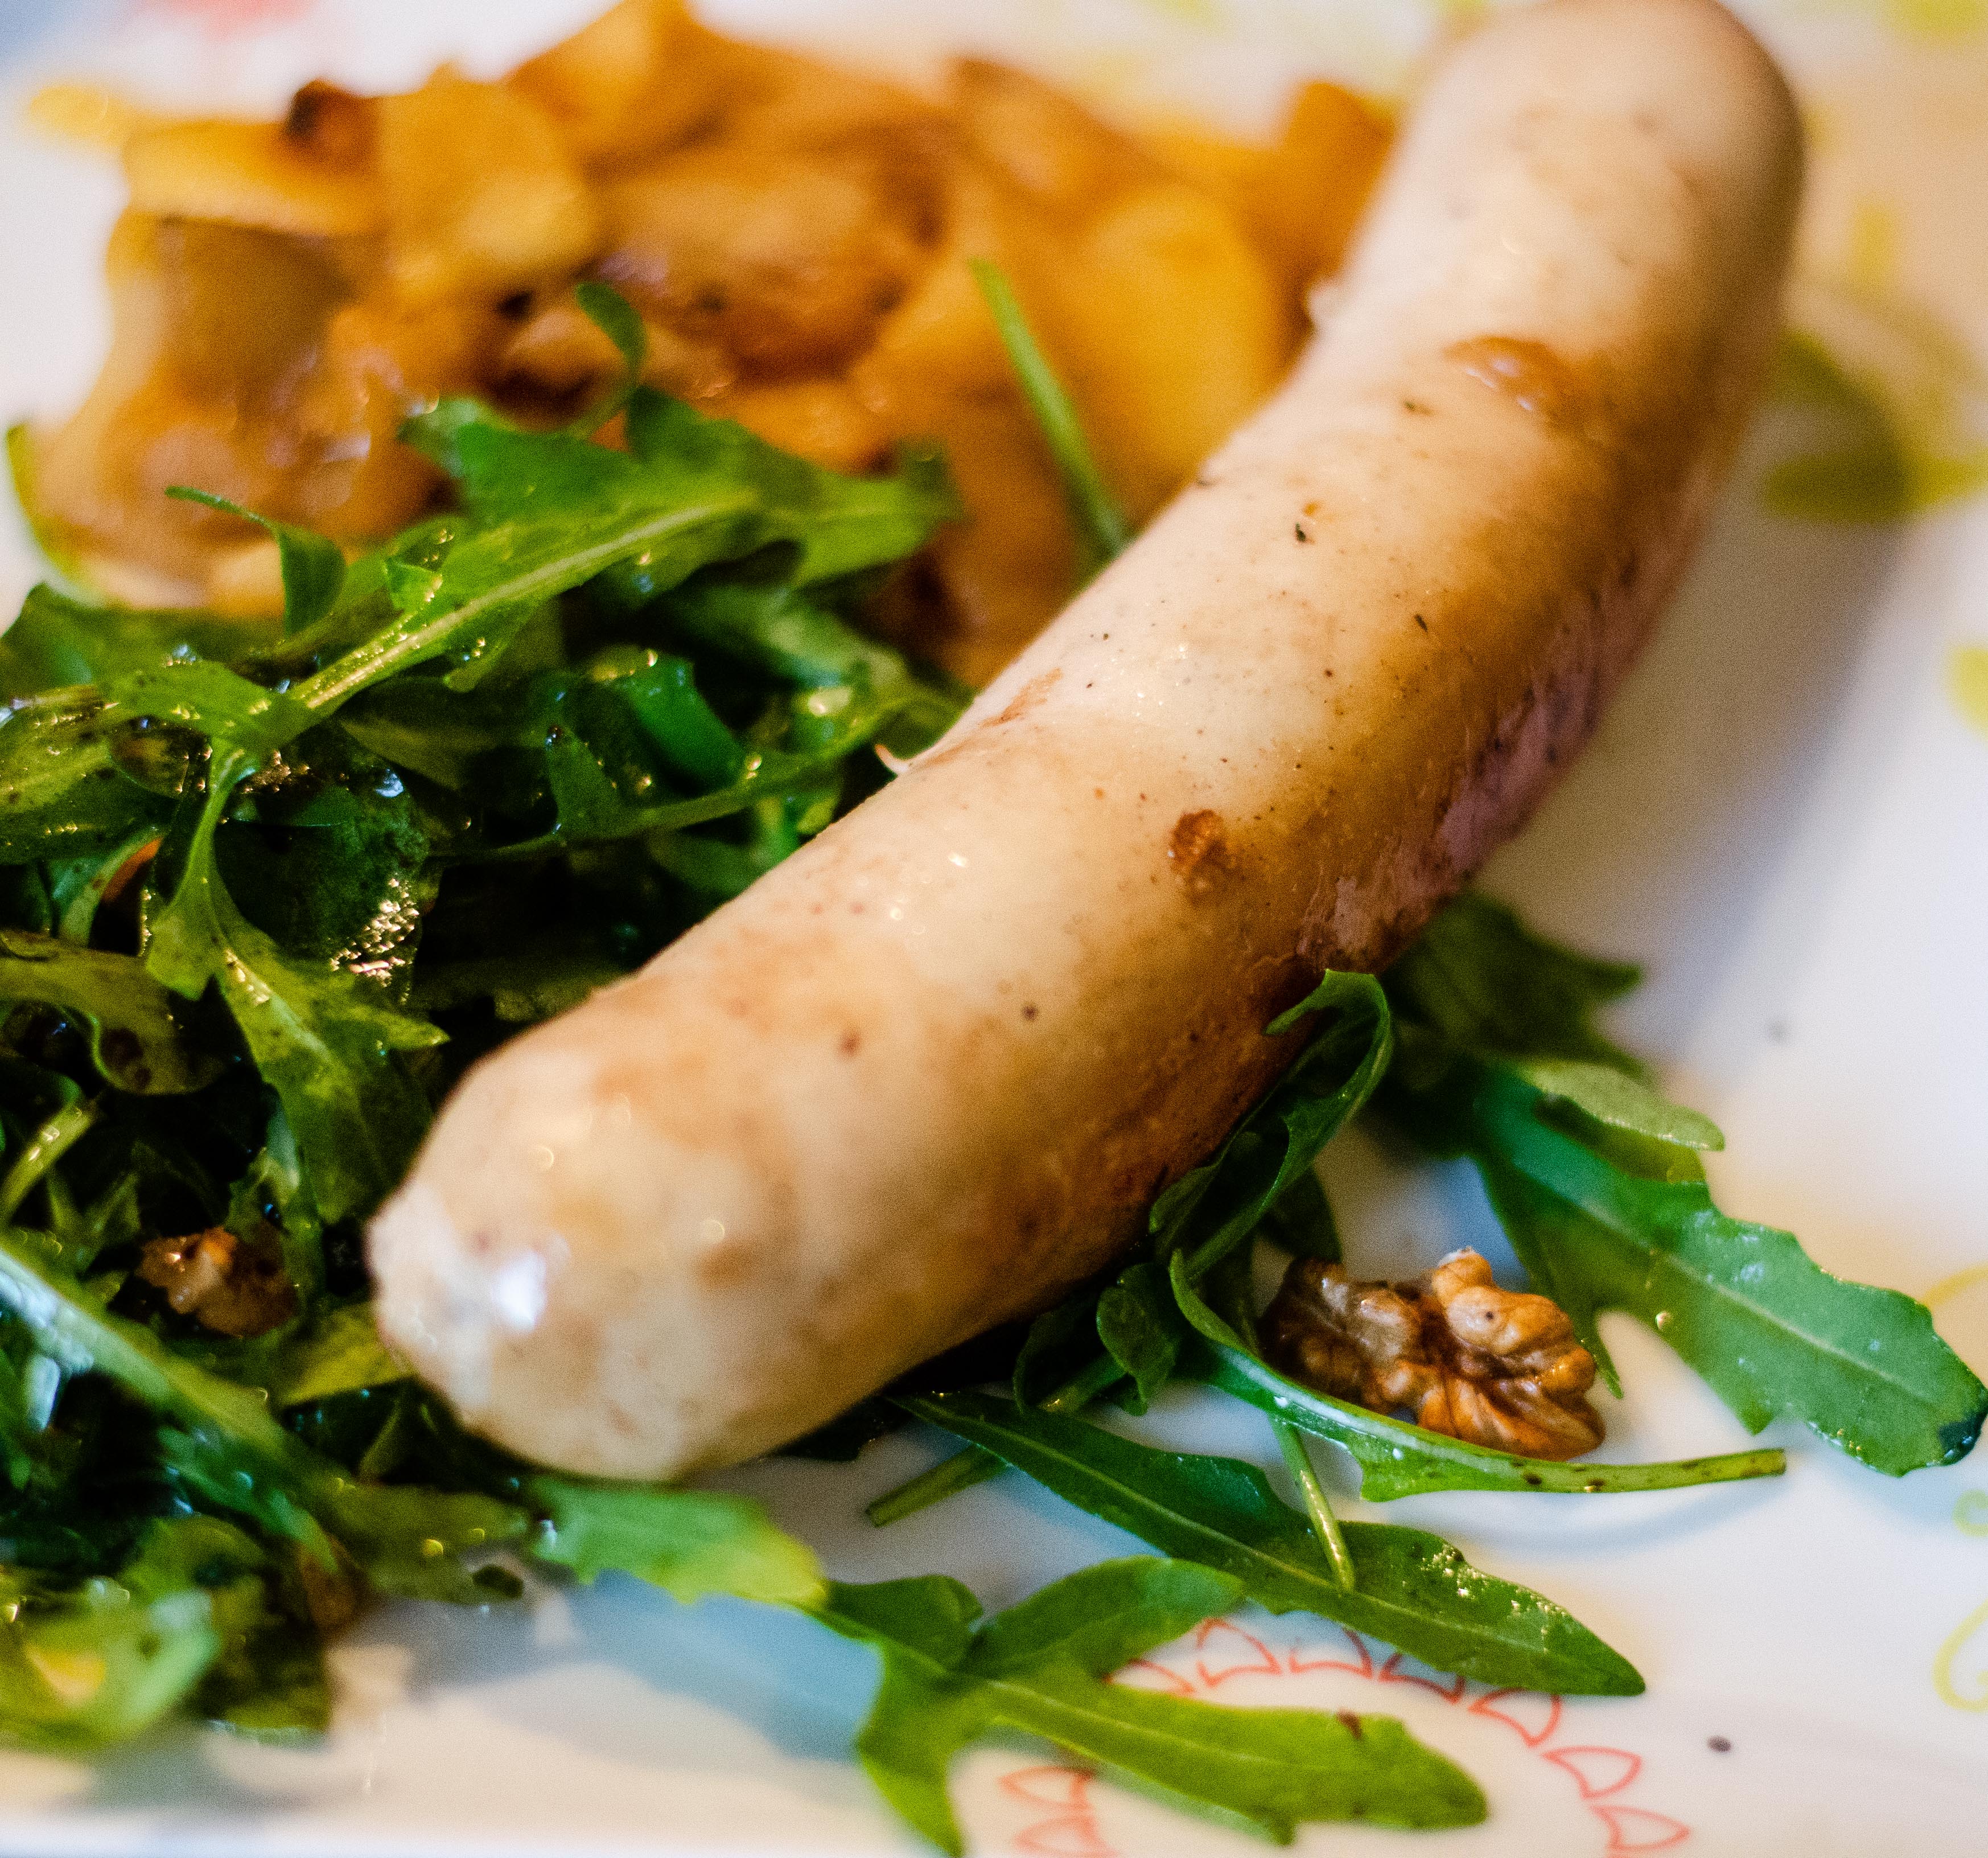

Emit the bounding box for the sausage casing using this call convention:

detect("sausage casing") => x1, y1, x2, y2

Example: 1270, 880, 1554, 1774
370, 0, 1802, 1479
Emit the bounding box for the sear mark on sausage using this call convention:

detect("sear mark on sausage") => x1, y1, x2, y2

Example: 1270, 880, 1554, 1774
991, 666, 1061, 726
1167, 808, 1233, 900
1444, 334, 1591, 425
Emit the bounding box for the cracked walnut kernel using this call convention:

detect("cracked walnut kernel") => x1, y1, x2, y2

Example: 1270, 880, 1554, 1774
1262, 1247, 1604, 1460
137, 1225, 297, 1339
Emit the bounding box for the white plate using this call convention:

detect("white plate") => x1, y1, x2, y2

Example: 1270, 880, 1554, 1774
1, 1, 1986, 1853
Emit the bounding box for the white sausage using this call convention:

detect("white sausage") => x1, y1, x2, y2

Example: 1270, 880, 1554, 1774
370, 0, 1801, 1479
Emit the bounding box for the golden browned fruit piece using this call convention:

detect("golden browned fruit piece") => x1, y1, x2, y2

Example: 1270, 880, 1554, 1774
24, 0, 1387, 676
1263, 1249, 1606, 1460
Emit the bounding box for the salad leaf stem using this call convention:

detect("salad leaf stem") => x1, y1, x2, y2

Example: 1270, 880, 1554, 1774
1269, 1383, 1356, 1586
970, 260, 1130, 574
866, 1352, 1123, 1526
0, 1100, 97, 1226
1188, 1323, 1787, 1498
1220, 1281, 1355, 1587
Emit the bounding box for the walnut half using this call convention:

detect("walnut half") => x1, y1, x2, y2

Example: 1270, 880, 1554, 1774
1262, 1248, 1603, 1460
137, 1226, 297, 1339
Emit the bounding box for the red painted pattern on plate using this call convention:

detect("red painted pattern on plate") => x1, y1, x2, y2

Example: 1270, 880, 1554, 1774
999, 1618, 1689, 1855
134, 0, 314, 35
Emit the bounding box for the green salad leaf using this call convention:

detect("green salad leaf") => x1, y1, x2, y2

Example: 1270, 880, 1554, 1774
821, 1557, 1484, 1855
0, 1538, 220, 1749
166, 489, 347, 638
529, 1477, 825, 1608
1385, 891, 1643, 1072
1086, 969, 1392, 1405
1381, 894, 1987, 1474
0, 930, 221, 1095
903, 1389, 1643, 1695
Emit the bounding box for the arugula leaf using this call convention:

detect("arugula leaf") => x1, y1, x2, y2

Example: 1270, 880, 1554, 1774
301, 1479, 521, 1604
1514, 1057, 1724, 1151
118, 1514, 330, 1738
1092, 973, 1392, 1392
1090, 973, 1393, 1399
623, 395, 959, 591
1261, 1166, 1339, 1261
1397, 1058, 1988, 1475
166, 489, 346, 636
0, 931, 222, 1095
1094, 1263, 1180, 1414
529, 1477, 825, 1608
1161, 973, 1392, 1274
154, 875, 439, 1226
1385, 892, 1643, 1073
101, 663, 315, 761
659, 580, 960, 757
0, 585, 256, 696
408, 947, 621, 1024
1477, 1154, 1639, 1393
567, 280, 648, 435
270, 1303, 408, 1408
903, 1389, 1643, 1696
309, 387, 957, 709
0, 1224, 522, 1598
1384, 894, 1988, 1473
221, 726, 430, 983
0, 693, 176, 864
821, 1557, 1484, 1853
147, 766, 442, 1224
0, 1550, 217, 1749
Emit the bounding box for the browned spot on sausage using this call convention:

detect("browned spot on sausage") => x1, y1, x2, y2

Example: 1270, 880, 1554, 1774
1446, 335, 1590, 424
1168, 809, 1233, 900
697, 1228, 759, 1287
839, 1029, 861, 1056
991, 667, 1061, 726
